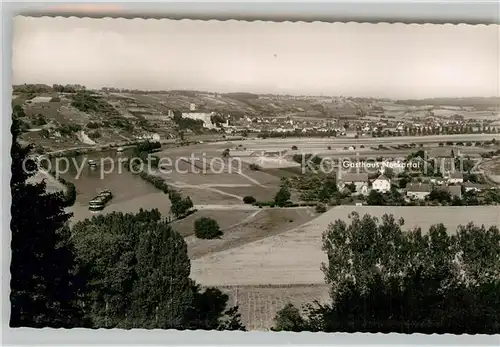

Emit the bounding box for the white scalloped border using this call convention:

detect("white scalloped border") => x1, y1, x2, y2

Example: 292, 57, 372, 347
12, 15, 500, 26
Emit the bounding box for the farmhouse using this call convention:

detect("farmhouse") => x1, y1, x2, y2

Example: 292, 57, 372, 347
371, 174, 391, 193
406, 183, 432, 200
337, 172, 369, 195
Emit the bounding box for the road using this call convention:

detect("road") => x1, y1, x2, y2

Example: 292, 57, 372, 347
479, 157, 500, 186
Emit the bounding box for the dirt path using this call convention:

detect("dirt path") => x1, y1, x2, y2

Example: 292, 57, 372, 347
170, 182, 244, 201
194, 204, 259, 211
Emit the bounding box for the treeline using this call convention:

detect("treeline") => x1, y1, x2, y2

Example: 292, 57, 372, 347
395, 97, 500, 110
10, 116, 244, 330
273, 212, 500, 334
222, 92, 259, 101
125, 150, 194, 220
258, 130, 337, 139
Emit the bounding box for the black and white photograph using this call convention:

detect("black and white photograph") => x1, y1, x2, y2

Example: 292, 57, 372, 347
9, 17, 500, 333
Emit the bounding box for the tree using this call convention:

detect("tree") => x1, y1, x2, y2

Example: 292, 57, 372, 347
169, 190, 193, 218
398, 177, 409, 189
346, 182, 357, 193
183, 284, 245, 331
366, 190, 385, 205
315, 203, 327, 213
383, 167, 395, 179
12, 104, 26, 117
132, 222, 194, 328
274, 186, 291, 207
71, 210, 244, 329
32, 114, 47, 126
428, 189, 452, 203
272, 304, 306, 332
194, 217, 223, 239
10, 116, 85, 328
243, 196, 256, 204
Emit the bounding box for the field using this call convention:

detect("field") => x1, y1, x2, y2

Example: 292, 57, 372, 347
185, 207, 317, 259
190, 205, 500, 287
188, 205, 499, 330
219, 284, 331, 331
170, 210, 257, 237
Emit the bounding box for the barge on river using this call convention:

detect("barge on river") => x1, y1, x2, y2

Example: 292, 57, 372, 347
88, 189, 113, 211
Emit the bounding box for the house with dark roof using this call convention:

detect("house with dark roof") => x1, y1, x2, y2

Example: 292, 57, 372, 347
447, 171, 464, 184
463, 182, 489, 192
337, 172, 369, 195
406, 182, 432, 200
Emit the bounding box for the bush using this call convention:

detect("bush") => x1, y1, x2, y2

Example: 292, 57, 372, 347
249, 163, 261, 171
315, 203, 327, 213
194, 217, 223, 239
88, 130, 101, 139
86, 121, 100, 129
274, 186, 291, 207
32, 115, 47, 126
243, 196, 256, 204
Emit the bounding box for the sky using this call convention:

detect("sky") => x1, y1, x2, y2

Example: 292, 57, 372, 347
12, 17, 500, 99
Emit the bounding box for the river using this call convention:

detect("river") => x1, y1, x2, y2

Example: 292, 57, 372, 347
51, 148, 172, 223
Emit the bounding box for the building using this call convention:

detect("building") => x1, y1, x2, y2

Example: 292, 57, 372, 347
462, 182, 488, 192
337, 172, 369, 195
406, 183, 432, 200
372, 174, 391, 193
429, 177, 446, 185
135, 133, 161, 142
181, 112, 217, 129
447, 171, 464, 184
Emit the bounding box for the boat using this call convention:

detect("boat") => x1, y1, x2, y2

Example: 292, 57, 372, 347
88, 159, 97, 167
88, 189, 113, 211
116, 147, 124, 153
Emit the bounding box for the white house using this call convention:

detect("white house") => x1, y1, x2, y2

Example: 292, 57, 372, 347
372, 174, 391, 193
406, 183, 432, 200
337, 172, 369, 195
